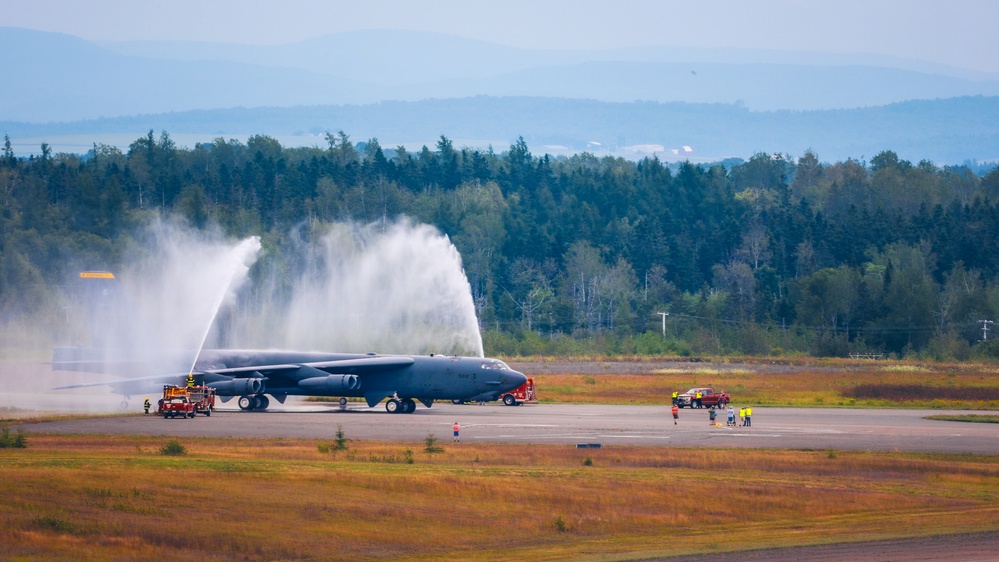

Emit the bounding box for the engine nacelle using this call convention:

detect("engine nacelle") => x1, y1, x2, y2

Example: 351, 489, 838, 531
210, 378, 265, 397
299, 374, 361, 393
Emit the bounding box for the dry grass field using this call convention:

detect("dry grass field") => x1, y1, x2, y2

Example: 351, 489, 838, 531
512, 357, 999, 409
0, 434, 996, 561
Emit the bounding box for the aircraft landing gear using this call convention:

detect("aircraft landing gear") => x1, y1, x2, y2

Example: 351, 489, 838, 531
385, 398, 417, 414
339, 397, 348, 411
238, 394, 270, 411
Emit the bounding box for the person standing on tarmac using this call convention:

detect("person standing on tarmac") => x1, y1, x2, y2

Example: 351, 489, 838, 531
745, 406, 753, 427
695, 390, 703, 408
671, 404, 679, 425
453, 421, 460, 442
143, 397, 151, 415
739, 406, 746, 426
671, 390, 678, 406
709, 406, 717, 425
727, 405, 735, 426
186, 373, 195, 388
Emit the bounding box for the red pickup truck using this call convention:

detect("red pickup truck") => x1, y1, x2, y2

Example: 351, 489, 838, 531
676, 387, 730, 409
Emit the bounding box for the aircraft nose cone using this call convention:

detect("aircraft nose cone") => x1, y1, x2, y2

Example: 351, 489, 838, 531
510, 370, 528, 389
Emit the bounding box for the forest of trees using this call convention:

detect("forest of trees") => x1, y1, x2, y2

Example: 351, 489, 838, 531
3, 130, 999, 359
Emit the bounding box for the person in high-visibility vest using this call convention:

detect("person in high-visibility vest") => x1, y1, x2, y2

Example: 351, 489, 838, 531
739, 407, 746, 426
671, 404, 679, 425
143, 398, 151, 415
671, 390, 678, 406
695, 390, 702, 408
186, 373, 195, 388
745, 406, 753, 427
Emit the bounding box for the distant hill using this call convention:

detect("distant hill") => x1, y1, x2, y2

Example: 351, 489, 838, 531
2, 27, 998, 164
3, 27, 999, 122
3, 96, 998, 165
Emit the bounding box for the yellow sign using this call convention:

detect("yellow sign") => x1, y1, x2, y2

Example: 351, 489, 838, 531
80, 272, 115, 279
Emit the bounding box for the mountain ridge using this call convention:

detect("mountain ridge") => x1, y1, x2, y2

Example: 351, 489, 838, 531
4, 26, 999, 122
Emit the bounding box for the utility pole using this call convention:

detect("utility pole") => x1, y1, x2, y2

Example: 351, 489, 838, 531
980, 319, 994, 341
658, 312, 669, 338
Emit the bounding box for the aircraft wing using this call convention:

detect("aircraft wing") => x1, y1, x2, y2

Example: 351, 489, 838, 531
53, 353, 417, 400
53, 372, 192, 395
199, 355, 415, 381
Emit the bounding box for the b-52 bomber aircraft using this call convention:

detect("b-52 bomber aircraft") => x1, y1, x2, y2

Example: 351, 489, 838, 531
53, 347, 528, 413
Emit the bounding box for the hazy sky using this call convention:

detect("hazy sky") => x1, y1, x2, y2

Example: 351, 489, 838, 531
3, 0, 998, 74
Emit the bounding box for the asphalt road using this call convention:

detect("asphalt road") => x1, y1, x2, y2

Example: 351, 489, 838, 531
19, 401, 999, 454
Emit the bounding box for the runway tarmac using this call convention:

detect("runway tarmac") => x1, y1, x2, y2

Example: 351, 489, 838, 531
20, 401, 999, 454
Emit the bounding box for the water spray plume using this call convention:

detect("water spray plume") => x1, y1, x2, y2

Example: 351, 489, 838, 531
261, 220, 484, 357
62, 217, 482, 367
185, 236, 262, 376
92, 218, 262, 374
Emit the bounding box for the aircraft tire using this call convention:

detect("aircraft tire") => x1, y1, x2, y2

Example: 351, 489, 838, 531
385, 399, 401, 413
402, 398, 416, 413
339, 397, 348, 406
254, 395, 270, 411
238, 396, 254, 411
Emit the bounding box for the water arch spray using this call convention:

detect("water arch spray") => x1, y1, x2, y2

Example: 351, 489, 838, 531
249, 220, 484, 357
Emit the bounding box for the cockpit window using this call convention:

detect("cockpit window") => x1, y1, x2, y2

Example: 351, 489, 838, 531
481, 360, 508, 370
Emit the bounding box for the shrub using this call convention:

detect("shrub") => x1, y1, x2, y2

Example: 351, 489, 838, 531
0, 424, 27, 448
423, 434, 443, 453
160, 440, 186, 456
33, 515, 75, 534
334, 425, 349, 451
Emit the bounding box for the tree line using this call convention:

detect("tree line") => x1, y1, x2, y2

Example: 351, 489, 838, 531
3, 131, 999, 359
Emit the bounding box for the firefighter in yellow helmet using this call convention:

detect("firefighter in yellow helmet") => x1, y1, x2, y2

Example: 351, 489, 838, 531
143, 397, 151, 415
186, 373, 195, 388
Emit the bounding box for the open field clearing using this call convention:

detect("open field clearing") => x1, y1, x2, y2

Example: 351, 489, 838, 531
0, 435, 996, 561
511, 357, 999, 409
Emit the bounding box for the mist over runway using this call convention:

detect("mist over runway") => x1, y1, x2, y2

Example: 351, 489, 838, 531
21, 402, 998, 455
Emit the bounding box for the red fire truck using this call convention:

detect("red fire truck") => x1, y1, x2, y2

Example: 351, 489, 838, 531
501, 377, 538, 406
157, 384, 216, 419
